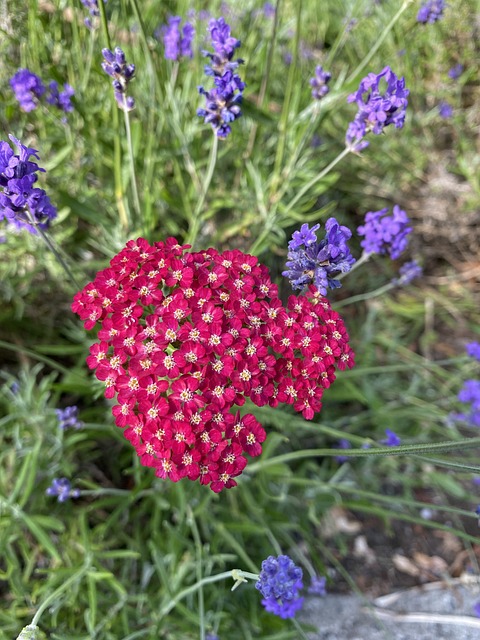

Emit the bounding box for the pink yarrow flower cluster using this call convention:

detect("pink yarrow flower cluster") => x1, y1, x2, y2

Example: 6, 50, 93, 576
72, 238, 354, 492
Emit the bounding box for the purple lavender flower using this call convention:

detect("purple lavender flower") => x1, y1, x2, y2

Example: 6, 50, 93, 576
10, 69, 45, 112
197, 17, 245, 138
308, 575, 327, 596
46, 478, 80, 502
381, 429, 401, 446
466, 342, 480, 361
448, 64, 464, 80
160, 16, 195, 60
474, 601, 480, 618
46, 81, 75, 113
283, 219, 355, 296
0, 135, 57, 233
101, 47, 135, 110
438, 101, 453, 118
310, 66, 332, 100
255, 555, 304, 619
456, 380, 480, 427
392, 260, 423, 286
417, 0, 446, 24
56, 405, 83, 430
81, 0, 106, 29
334, 438, 352, 463
357, 205, 411, 260
263, 2, 276, 18
289, 223, 320, 249
346, 66, 409, 152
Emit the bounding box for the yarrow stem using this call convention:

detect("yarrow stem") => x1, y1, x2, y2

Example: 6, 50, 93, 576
246, 437, 480, 474
185, 134, 219, 246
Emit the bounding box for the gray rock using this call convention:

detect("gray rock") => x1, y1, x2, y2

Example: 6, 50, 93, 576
300, 580, 480, 639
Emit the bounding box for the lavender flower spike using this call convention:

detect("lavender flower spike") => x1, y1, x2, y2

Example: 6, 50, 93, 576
56, 405, 83, 430
102, 47, 135, 110
310, 66, 331, 100
255, 555, 304, 619
466, 342, 480, 361
357, 205, 411, 260
283, 219, 355, 296
197, 17, 245, 138
0, 135, 57, 234
417, 0, 446, 24
81, 0, 107, 29
448, 64, 464, 80
346, 66, 409, 152
46, 81, 75, 113
161, 16, 195, 61
392, 260, 423, 286
46, 478, 81, 503
10, 69, 45, 112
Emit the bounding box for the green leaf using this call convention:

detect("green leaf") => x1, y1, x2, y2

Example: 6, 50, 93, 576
21, 515, 61, 562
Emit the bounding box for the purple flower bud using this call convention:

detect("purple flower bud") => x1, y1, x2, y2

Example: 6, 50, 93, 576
46, 478, 80, 502
310, 65, 332, 100
256, 555, 304, 619
357, 205, 411, 260
392, 260, 423, 286
417, 0, 446, 24
0, 135, 57, 234
466, 342, 480, 361
346, 66, 409, 152
438, 101, 453, 118
56, 405, 83, 430
283, 219, 355, 296
102, 47, 135, 110
198, 17, 244, 138
10, 69, 45, 112
46, 81, 75, 113
381, 429, 401, 446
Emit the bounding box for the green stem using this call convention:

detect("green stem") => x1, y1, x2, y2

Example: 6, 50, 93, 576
337, 250, 372, 279
346, 0, 413, 85
333, 282, 394, 309
250, 146, 350, 255
122, 102, 142, 225
270, 0, 302, 195
159, 569, 258, 619
97, 0, 129, 231
185, 135, 219, 247
246, 437, 480, 474
35, 223, 82, 290
30, 562, 91, 627
187, 507, 205, 640
291, 619, 311, 640
0, 339, 83, 377
243, 0, 282, 163
283, 146, 350, 216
